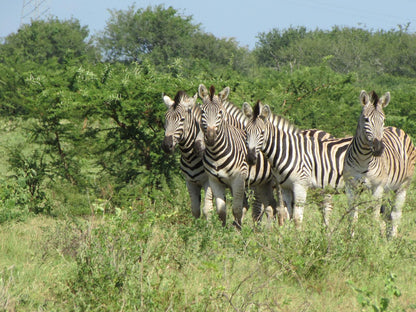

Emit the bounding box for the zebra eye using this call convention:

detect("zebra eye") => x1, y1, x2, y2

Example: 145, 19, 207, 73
180, 117, 185, 122
363, 117, 369, 123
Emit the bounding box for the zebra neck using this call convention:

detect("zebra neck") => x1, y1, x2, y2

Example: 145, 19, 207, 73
263, 123, 300, 171
204, 121, 246, 163
348, 134, 380, 168
178, 115, 200, 158
205, 121, 229, 154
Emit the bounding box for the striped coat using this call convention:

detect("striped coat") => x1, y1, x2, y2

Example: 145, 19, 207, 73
343, 90, 416, 237
162, 91, 213, 219
199, 85, 278, 227
243, 101, 352, 226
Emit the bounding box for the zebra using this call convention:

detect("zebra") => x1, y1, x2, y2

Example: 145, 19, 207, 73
243, 100, 352, 227
198, 84, 278, 227
161, 90, 213, 219
343, 90, 416, 237
161, 89, 250, 220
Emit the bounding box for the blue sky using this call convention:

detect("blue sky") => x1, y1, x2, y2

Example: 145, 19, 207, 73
1, 0, 416, 49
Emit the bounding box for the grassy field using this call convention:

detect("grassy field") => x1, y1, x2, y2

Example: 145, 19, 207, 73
1, 187, 416, 311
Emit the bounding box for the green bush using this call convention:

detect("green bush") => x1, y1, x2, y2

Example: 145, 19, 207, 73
0, 178, 30, 223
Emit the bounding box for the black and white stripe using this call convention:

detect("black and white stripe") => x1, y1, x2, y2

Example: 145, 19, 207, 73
344, 90, 416, 237
162, 91, 213, 219
199, 85, 278, 227
243, 101, 352, 227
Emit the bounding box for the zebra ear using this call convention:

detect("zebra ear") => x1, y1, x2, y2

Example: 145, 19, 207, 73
163, 95, 175, 108
260, 105, 272, 120
360, 90, 369, 106
242, 102, 253, 118
379, 92, 390, 108
218, 87, 230, 101
198, 84, 209, 99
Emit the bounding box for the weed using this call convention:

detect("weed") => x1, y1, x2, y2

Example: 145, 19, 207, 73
348, 273, 403, 312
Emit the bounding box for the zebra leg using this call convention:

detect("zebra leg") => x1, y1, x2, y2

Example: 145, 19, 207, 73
322, 193, 333, 228
266, 183, 278, 222
390, 188, 407, 238
275, 185, 283, 219
253, 183, 277, 225
372, 186, 386, 236
293, 183, 308, 228
280, 188, 293, 225
210, 178, 227, 226
345, 181, 360, 237
231, 177, 246, 228
202, 181, 213, 220
243, 192, 249, 220
250, 192, 263, 224
186, 180, 201, 218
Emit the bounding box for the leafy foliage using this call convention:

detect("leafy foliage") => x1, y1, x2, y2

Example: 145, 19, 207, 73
1, 12, 416, 214
97, 5, 199, 63
0, 17, 96, 66
255, 25, 416, 78
97, 5, 252, 73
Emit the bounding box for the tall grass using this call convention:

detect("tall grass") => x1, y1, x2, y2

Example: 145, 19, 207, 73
1, 185, 416, 311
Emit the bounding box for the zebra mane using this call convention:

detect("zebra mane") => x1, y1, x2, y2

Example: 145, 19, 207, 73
252, 100, 299, 134
173, 90, 188, 109
209, 85, 215, 101
369, 90, 379, 107
252, 100, 261, 120
269, 110, 300, 135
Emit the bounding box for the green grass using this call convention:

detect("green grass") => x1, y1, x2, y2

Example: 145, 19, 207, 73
1, 188, 416, 311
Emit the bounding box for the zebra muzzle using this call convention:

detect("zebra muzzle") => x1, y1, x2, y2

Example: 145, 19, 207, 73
205, 127, 216, 146
161, 136, 175, 154
246, 148, 257, 165
371, 138, 384, 156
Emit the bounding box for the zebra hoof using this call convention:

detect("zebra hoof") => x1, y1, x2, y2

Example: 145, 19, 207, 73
232, 220, 242, 230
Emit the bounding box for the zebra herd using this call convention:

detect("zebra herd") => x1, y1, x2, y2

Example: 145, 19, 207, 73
162, 84, 416, 237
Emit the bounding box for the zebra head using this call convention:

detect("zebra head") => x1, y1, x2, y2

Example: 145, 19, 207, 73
243, 101, 270, 165
358, 90, 390, 156
161, 90, 197, 154
198, 84, 229, 147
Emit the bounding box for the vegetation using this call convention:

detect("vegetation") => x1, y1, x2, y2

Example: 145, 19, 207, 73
0, 4, 416, 311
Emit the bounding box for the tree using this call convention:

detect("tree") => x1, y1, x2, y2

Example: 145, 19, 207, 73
0, 18, 97, 66
254, 26, 308, 69
0, 18, 97, 116
97, 5, 199, 64
97, 5, 252, 74
254, 26, 416, 78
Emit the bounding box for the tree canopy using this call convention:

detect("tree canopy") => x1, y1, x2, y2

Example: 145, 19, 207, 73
0, 18, 97, 66
96, 5, 251, 73
254, 24, 416, 77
